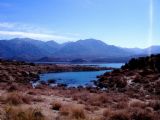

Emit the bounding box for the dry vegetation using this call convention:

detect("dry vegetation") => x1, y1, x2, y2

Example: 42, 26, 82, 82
3, 106, 45, 120
0, 57, 160, 120
3, 92, 31, 105
0, 82, 160, 120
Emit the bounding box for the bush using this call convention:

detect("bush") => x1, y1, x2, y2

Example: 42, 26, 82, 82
71, 106, 86, 119
149, 100, 160, 111
51, 101, 62, 111
131, 109, 154, 120
4, 106, 45, 120
113, 101, 128, 109
60, 104, 86, 119
5, 92, 31, 105
130, 100, 146, 109
60, 105, 70, 116
103, 108, 111, 117
109, 110, 129, 120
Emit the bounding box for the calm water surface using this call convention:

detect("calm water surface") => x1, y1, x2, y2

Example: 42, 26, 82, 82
39, 63, 124, 87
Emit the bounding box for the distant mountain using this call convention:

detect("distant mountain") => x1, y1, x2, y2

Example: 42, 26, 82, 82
0, 38, 159, 62
0, 38, 60, 61
123, 48, 144, 54
53, 39, 132, 59
70, 58, 88, 63
143, 46, 160, 54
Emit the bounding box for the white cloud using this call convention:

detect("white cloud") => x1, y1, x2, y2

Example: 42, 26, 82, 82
0, 22, 16, 28
0, 31, 75, 42
0, 22, 77, 42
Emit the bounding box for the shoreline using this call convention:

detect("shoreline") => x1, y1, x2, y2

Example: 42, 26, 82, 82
0, 59, 114, 84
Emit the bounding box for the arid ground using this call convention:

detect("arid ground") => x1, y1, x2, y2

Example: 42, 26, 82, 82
0, 57, 160, 120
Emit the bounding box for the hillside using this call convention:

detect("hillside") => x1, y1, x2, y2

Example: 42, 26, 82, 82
96, 54, 160, 95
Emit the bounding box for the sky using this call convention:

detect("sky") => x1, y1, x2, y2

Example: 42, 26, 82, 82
0, 0, 159, 48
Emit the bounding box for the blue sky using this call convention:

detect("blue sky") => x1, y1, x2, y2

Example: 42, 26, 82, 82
0, 0, 159, 48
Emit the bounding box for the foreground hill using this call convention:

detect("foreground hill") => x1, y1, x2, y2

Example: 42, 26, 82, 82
96, 54, 160, 95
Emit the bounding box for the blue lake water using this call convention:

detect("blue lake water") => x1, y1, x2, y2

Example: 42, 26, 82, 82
36, 62, 124, 68
39, 63, 124, 87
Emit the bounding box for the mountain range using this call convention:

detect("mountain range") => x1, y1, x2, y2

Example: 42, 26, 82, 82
0, 38, 160, 62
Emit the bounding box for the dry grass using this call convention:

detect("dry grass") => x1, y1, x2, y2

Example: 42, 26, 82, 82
60, 104, 70, 116
103, 109, 130, 120
109, 110, 130, 120
51, 101, 62, 111
4, 106, 45, 120
103, 108, 112, 118
103, 107, 156, 120
129, 100, 146, 109
32, 96, 44, 102
4, 92, 31, 105
60, 104, 86, 119
71, 105, 86, 119
7, 84, 18, 92
131, 109, 154, 120
113, 101, 128, 109
148, 100, 160, 111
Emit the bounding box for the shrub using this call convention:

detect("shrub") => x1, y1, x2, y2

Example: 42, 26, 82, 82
89, 94, 108, 106
4, 106, 45, 120
130, 100, 146, 109
109, 110, 129, 120
60, 105, 70, 116
51, 101, 62, 111
113, 101, 128, 109
71, 106, 86, 119
131, 109, 154, 120
7, 84, 18, 92
5, 92, 31, 105
103, 108, 111, 117
148, 100, 160, 111
32, 97, 44, 102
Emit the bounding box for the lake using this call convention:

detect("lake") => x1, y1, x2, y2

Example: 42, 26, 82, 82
39, 63, 124, 87
36, 62, 124, 68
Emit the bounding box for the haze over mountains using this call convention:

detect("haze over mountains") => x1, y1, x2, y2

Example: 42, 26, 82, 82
0, 38, 160, 62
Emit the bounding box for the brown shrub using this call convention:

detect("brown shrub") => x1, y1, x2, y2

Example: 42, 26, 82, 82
27, 91, 37, 95
130, 100, 146, 109
60, 105, 70, 116
7, 84, 18, 92
109, 110, 130, 120
4, 106, 45, 120
5, 92, 31, 105
103, 108, 111, 118
32, 97, 44, 102
51, 101, 62, 111
89, 94, 108, 106
148, 100, 160, 111
131, 109, 154, 120
71, 106, 86, 119
113, 101, 128, 109
60, 104, 86, 119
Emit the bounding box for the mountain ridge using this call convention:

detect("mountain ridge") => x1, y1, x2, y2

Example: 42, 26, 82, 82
0, 38, 160, 62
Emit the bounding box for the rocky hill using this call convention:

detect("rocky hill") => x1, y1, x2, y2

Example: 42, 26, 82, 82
96, 54, 160, 95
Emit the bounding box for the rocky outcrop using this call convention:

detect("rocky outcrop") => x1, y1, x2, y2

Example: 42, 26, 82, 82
122, 54, 160, 72
96, 54, 160, 95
